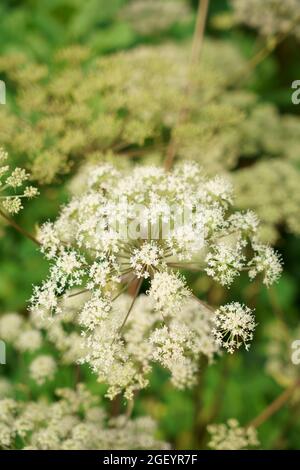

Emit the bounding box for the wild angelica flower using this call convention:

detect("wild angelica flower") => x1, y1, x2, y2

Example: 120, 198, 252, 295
1, 42, 299, 245
121, 0, 192, 35
15, 329, 42, 353
205, 242, 246, 287
31, 293, 86, 364
19, 288, 217, 399
0, 302, 83, 390
248, 242, 283, 287
207, 419, 259, 450
0, 312, 24, 343
231, 0, 300, 40
30, 162, 282, 397
79, 294, 218, 398
148, 271, 191, 316
29, 355, 57, 385
0, 42, 246, 184
212, 303, 256, 353
234, 160, 300, 242
0, 384, 168, 450
0, 148, 38, 215
1, 43, 300, 243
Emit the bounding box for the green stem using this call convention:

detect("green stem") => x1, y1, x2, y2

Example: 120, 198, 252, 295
0, 207, 40, 246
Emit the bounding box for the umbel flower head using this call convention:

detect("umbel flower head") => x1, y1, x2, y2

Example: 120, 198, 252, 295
212, 303, 256, 354
30, 162, 282, 397
121, 0, 192, 35
80, 294, 219, 399
0, 41, 245, 183
231, 0, 300, 40
207, 419, 259, 450
1, 42, 300, 243
0, 147, 38, 214
29, 355, 57, 386
0, 384, 168, 450
0, 290, 88, 375
0, 295, 217, 400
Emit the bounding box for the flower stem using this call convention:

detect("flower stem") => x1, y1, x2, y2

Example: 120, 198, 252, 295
0, 207, 41, 246
190, 0, 210, 67
119, 276, 143, 333
164, 0, 210, 171
248, 379, 300, 429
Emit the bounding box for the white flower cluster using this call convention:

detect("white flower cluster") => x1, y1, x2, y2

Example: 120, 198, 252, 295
2, 294, 213, 398
4, 281, 218, 399
0, 313, 42, 351
31, 291, 86, 365
231, 0, 300, 40
0, 384, 168, 450
29, 356, 57, 386
29, 163, 282, 397
121, 0, 192, 35
207, 419, 259, 450
212, 303, 256, 354
79, 293, 219, 399
0, 312, 56, 386
0, 300, 85, 385
0, 148, 38, 214
248, 243, 283, 287
148, 271, 190, 316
